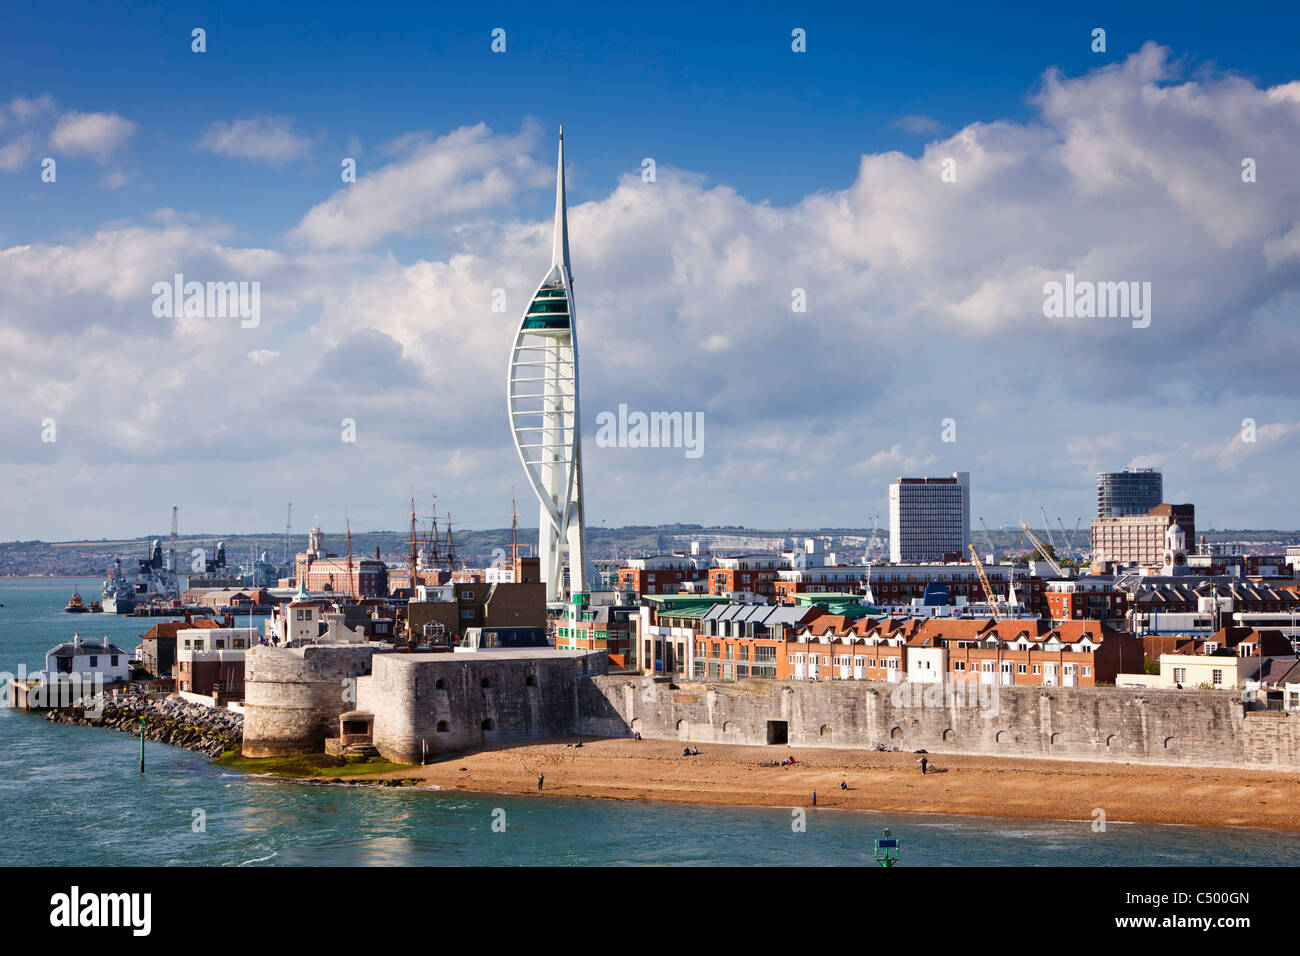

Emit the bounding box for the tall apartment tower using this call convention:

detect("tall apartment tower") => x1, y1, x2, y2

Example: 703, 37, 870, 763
888, 472, 970, 564
1097, 468, 1162, 518
507, 128, 590, 601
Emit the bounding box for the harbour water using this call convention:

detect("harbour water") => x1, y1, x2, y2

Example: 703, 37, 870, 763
2, 577, 1297, 866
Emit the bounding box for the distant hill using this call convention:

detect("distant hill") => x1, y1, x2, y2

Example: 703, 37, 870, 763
2, 526, 1296, 577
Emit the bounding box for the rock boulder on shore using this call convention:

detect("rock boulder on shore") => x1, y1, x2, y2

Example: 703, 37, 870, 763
45, 692, 243, 758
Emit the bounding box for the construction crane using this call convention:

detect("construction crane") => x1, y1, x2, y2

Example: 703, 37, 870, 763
969, 545, 1004, 622
345, 513, 356, 600
444, 513, 457, 570
1020, 522, 1066, 577
1040, 506, 1065, 558
282, 503, 293, 567
865, 515, 884, 561
978, 516, 999, 564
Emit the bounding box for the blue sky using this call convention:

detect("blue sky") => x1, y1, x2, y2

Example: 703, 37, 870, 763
3, 2, 1300, 540
10, 1, 1299, 247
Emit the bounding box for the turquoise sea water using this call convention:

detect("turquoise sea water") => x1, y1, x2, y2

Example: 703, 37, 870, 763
1, 577, 1297, 867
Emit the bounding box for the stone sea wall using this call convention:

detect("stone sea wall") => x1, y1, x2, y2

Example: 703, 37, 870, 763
45, 693, 242, 757
577, 675, 1300, 771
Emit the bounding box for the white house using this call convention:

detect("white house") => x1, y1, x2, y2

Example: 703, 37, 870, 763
42, 634, 131, 686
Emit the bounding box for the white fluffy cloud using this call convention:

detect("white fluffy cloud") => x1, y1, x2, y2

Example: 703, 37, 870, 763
3, 45, 1300, 538
198, 116, 314, 164
288, 120, 551, 250
49, 109, 136, 160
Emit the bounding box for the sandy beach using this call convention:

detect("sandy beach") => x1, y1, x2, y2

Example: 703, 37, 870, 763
363, 737, 1300, 830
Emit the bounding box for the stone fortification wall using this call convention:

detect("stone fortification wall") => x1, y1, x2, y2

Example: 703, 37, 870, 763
577, 675, 1300, 771
357, 651, 606, 763
242, 644, 382, 756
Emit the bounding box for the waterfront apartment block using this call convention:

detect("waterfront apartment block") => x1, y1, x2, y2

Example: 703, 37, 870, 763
136, 617, 222, 677
554, 596, 638, 666
677, 612, 1140, 687
1097, 467, 1163, 518
707, 553, 789, 599
617, 554, 710, 596
859, 562, 1046, 617
1090, 503, 1194, 568
786, 617, 1140, 687
690, 604, 821, 681
888, 472, 970, 563
176, 627, 252, 704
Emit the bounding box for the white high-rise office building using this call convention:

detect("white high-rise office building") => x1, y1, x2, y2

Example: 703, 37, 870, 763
888, 472, 970, 564
507, 128, 591, 601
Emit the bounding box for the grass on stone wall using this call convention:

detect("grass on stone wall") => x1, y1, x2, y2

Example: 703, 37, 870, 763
213, 750, 415, 779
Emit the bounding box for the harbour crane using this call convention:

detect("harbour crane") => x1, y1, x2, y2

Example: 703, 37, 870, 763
968, 545, 1005, 622
1040, 506, 1064, 558
1056, 516, 1082, 558
282, 503, 293, 567
865, 515, 884, 561
978, 516, 999, 563
1020, 522, 1066, 578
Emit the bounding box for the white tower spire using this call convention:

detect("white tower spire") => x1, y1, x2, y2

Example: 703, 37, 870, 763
552, 126, 571, 274
508, 127, 590, 601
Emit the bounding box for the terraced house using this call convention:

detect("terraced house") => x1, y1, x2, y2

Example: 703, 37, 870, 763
740, 617, 1142, 687
691, 604, 822, 681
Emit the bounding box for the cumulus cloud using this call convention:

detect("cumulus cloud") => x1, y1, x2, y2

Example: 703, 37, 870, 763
288, 120, 551, 250
894, 114, 944, 135
49, 110, 136, 160
6, 94, 55, 122
198, 116, 315, 164
3, 45, 1300, 537
0, 133, 36, 172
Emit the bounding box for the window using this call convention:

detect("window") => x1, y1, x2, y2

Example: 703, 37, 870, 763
89, 656, 98, 666
1033, 665, 1041, 675
954, 661, 965, 671
1212, 669, 1223, 687
1017, 664, 1027, 674
110, 656, 119, 666
1173, 667, 1186, 684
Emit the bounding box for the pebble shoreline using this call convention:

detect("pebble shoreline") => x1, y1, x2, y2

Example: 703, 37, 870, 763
45, 693, 243, 757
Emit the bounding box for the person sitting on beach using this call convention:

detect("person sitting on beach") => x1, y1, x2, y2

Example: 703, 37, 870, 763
691, 747, 700, 756
684, 748, 691, 756
840, 780, 848, 790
